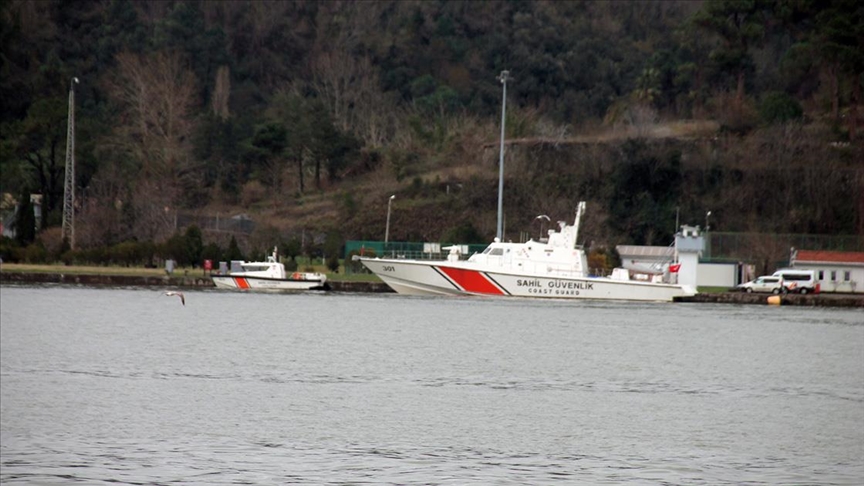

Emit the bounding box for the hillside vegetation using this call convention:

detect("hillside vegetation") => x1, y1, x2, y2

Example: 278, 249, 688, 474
1, 0, 862, 264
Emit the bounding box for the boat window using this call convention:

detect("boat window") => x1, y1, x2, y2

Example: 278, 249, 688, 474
489, 248, 504, 256
482, 247, 492, 254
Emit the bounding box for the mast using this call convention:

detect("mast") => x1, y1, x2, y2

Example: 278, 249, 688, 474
62, 77, 79, 249
572, 201, 586, 248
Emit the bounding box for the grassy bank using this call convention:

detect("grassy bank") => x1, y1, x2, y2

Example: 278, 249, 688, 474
0, 263, 381, 283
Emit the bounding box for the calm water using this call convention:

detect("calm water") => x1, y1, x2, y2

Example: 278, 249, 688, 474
1, 285, 862, 485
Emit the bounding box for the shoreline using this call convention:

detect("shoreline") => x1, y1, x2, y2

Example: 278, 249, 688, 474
2, 272, 862, 306
0, 271, 395, 293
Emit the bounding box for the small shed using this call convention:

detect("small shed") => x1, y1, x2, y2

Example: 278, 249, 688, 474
616, 245, 675, 274
790, 249, 864, 293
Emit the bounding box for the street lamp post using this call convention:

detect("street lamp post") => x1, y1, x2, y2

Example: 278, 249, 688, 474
705, 210, 712, 232
496, 70, 510, 241
385, 195, 395, 245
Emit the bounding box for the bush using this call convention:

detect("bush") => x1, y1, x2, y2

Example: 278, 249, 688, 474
109, 241, 142, 266
759, 92, 803, 124
23, 243, 48, 263
441, 222, 485, 244
0, 237, 21, 263
326, 254, 340, 273
345, 249, 374, 274
81, 246, 109, 264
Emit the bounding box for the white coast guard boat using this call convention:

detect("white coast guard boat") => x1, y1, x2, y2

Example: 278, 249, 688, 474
357, 202, 696, 302
211, 247, 328, 291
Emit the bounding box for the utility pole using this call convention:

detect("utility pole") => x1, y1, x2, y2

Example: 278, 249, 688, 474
496, 70, 510, 241
62, 77, 79, 249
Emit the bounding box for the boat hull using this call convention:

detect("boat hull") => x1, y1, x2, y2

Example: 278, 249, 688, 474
211, 275, 327, 291
360, 258, 695, 302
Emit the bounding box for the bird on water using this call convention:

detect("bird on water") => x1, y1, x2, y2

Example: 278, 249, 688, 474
165, 291, 185, 306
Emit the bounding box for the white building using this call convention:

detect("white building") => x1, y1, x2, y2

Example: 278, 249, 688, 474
616, 225, 740, 289
790, 249, 864, 294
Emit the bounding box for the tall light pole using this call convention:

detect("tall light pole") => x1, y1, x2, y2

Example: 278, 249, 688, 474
62, 77, 79, 249
496, 70, 510, 241
385, 195, 395, 244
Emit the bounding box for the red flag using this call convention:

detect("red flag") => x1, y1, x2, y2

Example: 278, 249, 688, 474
669, 263, 681, 273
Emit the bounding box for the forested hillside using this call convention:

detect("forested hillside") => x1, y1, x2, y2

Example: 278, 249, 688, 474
1, 0, 862, 264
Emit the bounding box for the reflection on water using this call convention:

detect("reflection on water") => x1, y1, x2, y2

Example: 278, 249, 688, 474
2, 285, 863, 484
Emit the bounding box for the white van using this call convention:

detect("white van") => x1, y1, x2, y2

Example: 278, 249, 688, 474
772, 269, 819, 294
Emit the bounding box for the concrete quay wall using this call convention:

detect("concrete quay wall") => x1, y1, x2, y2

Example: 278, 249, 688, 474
675, 292, 863, 307
3, 272, 861, 305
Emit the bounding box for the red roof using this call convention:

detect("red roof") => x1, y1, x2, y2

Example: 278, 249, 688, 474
795, 250, 864, 264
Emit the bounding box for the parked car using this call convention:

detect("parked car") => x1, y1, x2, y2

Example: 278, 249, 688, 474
772, 269, 819, 294
737, 276, 786, 294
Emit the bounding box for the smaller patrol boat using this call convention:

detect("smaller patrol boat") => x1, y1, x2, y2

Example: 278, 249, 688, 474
211, 247, 328, 291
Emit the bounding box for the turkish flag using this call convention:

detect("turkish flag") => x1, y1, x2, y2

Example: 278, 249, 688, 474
669, 263, 681, 273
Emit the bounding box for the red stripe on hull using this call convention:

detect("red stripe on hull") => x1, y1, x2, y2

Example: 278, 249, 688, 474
437, 267, 504, 295
235, 277, 250, 289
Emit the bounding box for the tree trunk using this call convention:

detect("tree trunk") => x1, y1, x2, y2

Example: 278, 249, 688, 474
736, 68, 745, 107
858, 170, 864, 236
830, 62, 839, 121
296, 157, 304, 194
849, 72, 860, 140
694, 66, 704, 117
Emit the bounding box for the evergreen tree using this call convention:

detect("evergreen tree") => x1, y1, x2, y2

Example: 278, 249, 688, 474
201, 242, 222, 263
225, 235, 244, 261
183, 225, 204, 267
14, 191, 36, 245
693, 0, 770, 106
162, 233, 186, 265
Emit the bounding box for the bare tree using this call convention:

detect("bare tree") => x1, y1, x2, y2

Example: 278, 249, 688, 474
108, 51, 197, 179
130, 179, 178, 243
308, 1, 403, 148
103, 50, 197, 240
310, 51, 401, 148
75, 163, 128, 247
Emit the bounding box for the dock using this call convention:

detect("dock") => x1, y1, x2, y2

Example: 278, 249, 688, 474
674, 292, 864, 307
